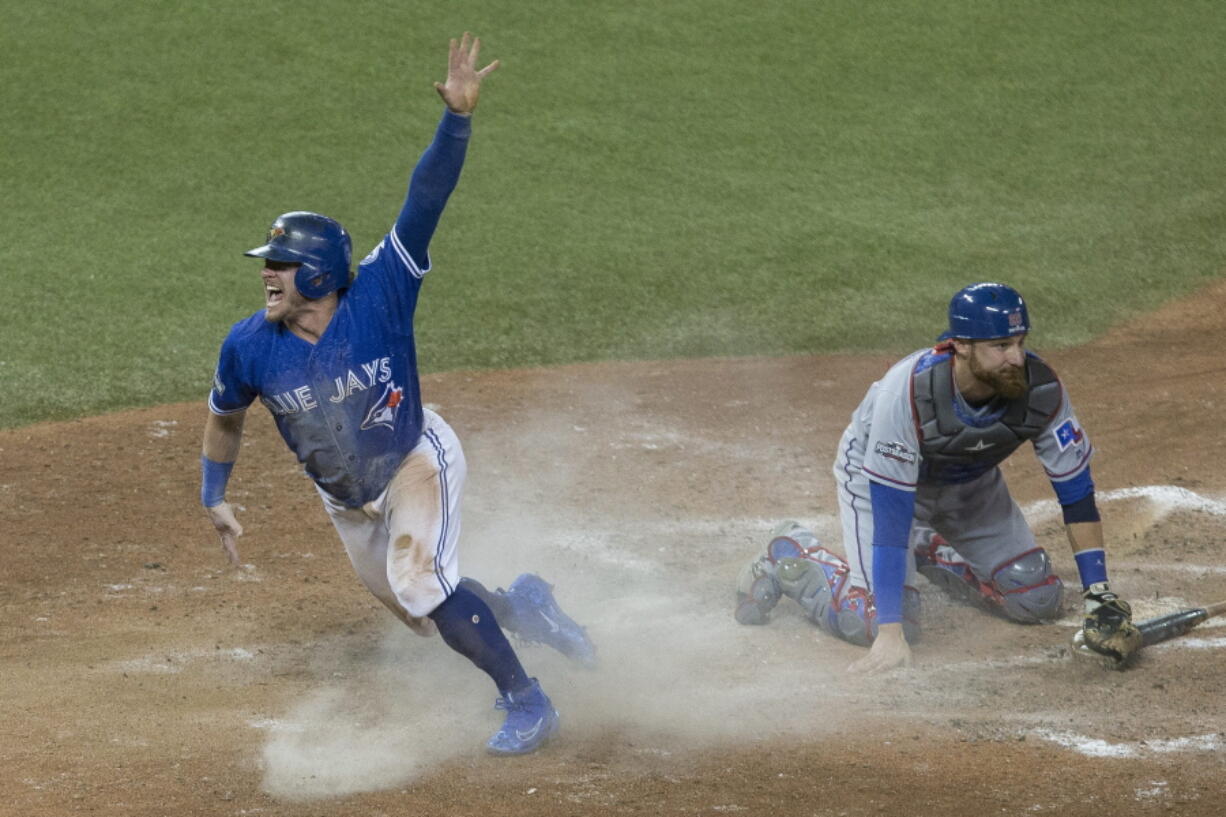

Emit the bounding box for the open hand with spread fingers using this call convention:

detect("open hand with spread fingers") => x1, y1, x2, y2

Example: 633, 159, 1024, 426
434, 32, 500, 115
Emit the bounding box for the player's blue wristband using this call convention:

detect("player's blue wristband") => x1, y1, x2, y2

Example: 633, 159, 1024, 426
201, 455, 234, 508
1073, 548, 1109, 590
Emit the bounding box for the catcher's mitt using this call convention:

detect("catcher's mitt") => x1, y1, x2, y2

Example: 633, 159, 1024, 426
1081, 583, 1142, 666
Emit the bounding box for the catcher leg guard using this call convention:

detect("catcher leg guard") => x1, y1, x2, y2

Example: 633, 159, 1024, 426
735, 556, 783, 625
733, 521, 816, 625
777, 552, 921, 647
990, 548, 1063, 623
818, 584, 921, 647
766, 519, 821, 561
916, 536, 1062, 623
914, 534, 1002, 611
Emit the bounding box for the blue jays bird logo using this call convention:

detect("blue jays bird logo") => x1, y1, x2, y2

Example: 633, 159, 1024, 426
361, 383, 404, 430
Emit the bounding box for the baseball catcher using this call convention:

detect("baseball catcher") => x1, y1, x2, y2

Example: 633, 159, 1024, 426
736, 283, 1142, 671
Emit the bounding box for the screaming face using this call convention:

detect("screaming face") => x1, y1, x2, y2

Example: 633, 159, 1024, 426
260, 260, 304, 323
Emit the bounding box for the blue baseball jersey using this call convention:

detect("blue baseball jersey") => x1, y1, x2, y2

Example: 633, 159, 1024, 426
208, 111, 471, 508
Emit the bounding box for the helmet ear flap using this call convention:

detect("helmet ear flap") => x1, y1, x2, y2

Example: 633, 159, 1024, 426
246, 211, 352, 300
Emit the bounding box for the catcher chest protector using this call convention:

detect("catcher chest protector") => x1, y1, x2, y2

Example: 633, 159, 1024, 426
911, 354, 1062, 483
244, 211, 353, 299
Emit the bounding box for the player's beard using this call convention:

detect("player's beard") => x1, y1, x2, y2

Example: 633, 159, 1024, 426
969, 352, 1028, 400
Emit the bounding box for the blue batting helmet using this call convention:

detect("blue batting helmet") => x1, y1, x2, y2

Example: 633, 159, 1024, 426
940, 282, 1030, 341
244, 211, 352, 299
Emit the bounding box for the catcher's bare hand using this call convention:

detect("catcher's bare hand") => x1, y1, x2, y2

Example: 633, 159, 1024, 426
1082, 588, 1142, 665
204, 502, 243, 566
434, 32, 500, 115
849, 622, 913, 675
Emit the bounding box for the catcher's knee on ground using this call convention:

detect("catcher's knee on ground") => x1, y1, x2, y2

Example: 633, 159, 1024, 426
819, 584, 921, 647
776, 557, 921, 647
735, 523, 919, 645
917, 544, 1062, 623
993, 549, 1063, 622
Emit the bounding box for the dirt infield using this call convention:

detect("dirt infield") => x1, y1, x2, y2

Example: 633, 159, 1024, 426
4, 281, 1226, 816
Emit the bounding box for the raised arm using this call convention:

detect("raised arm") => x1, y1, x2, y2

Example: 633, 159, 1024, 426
394, 33, 500, 267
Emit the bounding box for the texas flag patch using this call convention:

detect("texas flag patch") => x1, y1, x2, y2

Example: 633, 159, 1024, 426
1052, 418, 1085, 452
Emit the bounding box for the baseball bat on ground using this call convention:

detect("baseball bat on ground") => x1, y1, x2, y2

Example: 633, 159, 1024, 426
1071, 599, 1226, 666
1136, 600, 1226, 646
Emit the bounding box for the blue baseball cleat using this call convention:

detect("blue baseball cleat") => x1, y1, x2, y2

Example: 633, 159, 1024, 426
502, 573, 597, 668
486, 678, 560, 756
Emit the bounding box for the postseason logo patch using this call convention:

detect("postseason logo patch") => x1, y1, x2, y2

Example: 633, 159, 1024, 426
1053, 418, 1085, 452
874, 440, 917, 464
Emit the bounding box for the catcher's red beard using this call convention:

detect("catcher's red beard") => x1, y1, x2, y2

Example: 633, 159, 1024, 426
970, 356, 1028, 400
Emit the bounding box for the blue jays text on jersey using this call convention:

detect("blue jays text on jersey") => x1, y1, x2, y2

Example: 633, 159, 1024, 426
208, 110, 472, 509
258, 356, 394, 418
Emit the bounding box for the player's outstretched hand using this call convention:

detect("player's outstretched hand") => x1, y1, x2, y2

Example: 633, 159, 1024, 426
848, 622, 913, 675
434, 32, 500, 115
204, 502, 244, 566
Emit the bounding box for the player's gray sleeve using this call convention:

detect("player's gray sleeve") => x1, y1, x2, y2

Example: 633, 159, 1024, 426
1032, 392, 1092, 482
859, 352, 925, 490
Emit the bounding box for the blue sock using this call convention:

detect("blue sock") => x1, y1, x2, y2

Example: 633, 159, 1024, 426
428, 583, 529, 694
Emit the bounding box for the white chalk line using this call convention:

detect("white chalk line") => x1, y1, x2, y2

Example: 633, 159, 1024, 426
582, 484, 1224, 574
112, 647, 256, 674
1152, 635, 1226, 650
1113, 562, 1226, 575
1023, 484, 1226, 522
1030, 729, 1222, 758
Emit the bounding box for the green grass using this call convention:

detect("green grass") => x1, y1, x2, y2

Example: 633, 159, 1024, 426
2, 0, 1225, 427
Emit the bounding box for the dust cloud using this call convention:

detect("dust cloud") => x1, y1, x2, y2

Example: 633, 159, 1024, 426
257, 504, 865, 798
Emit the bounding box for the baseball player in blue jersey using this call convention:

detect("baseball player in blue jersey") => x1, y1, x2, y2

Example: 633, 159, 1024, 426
736, 283, 1142, 672
200, 34, 595, 755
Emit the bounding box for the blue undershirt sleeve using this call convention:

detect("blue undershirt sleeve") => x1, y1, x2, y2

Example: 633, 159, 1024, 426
394, 109, 472, 269
869, 480, 917, 624
1051, 466, 1094, 507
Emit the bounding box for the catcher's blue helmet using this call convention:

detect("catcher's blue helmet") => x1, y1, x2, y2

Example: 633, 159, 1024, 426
940, 282, 1030, 341
244, 211, 352, 299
